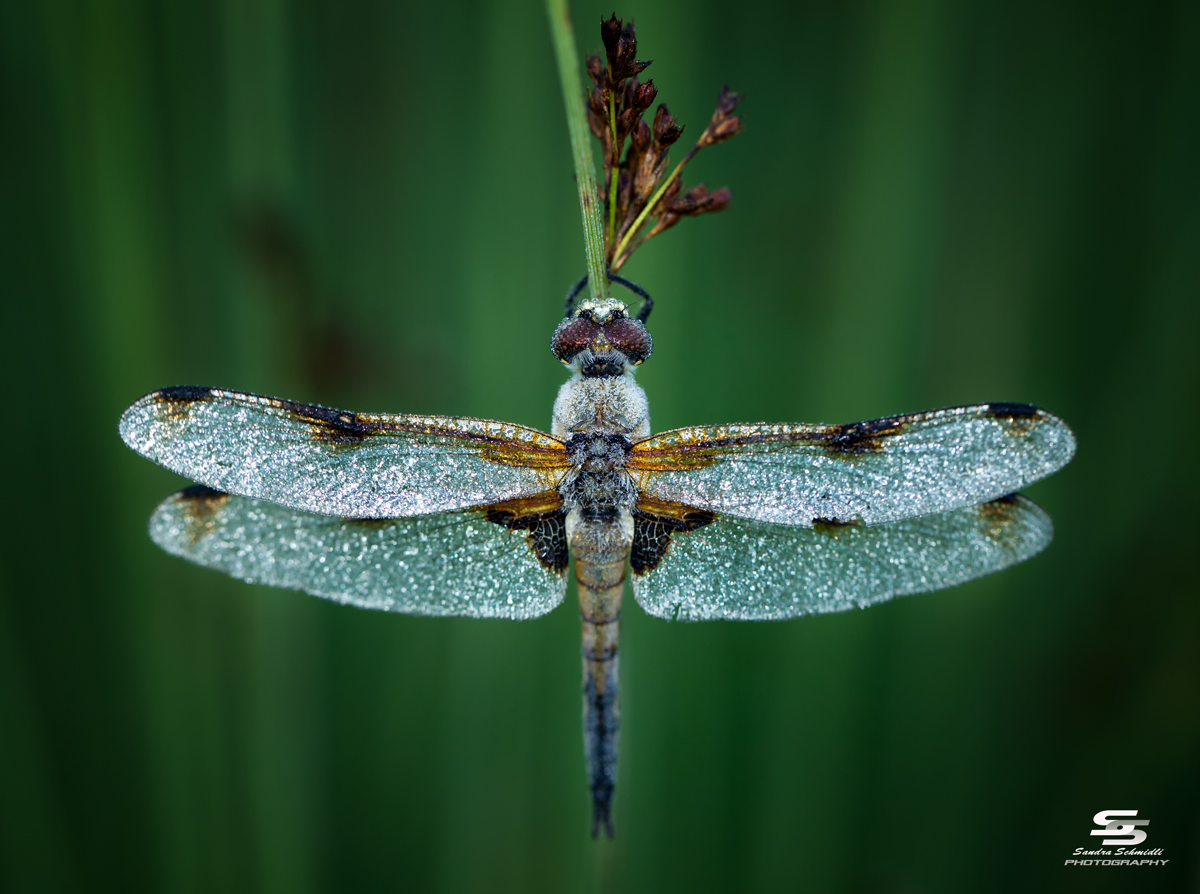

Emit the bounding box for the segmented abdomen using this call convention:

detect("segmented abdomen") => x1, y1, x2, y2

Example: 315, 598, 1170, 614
576, 554, 625, 838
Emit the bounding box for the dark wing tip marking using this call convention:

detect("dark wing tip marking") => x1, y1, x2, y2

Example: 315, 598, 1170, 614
983, 492, 1021, 506
631, 500, 716, 575
983, 403, 1050, 439
484, 495, 569, 573
178, 483, 229, 500
140, 387, 216, 428
984, 402, 1040, 418
154, 385, 216, 403
812, 517, 863, 533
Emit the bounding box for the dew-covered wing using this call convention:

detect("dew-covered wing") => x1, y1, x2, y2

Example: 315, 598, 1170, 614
631, 494, 1052, 621
120, 387, 571, 518
628, 403, 1074, 527
150, 485, 568, 619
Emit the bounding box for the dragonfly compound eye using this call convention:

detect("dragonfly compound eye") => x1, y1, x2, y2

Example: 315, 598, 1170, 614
551, 317, 601, 363
602, 318, 653, 365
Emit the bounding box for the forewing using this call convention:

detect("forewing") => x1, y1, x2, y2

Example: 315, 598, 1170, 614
120, 387, 570, 517
150, 486, 568, 619
628, 403, 1074, 526
631, 494, 1052, 621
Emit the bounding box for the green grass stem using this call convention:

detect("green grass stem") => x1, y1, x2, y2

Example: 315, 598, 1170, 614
546, 0, 610, 303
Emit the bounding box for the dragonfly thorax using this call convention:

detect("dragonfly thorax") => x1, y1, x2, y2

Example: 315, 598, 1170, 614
553, 357, 648, 555
561, 440, 636, 520
552, 375, 649, 441
567, 433, 633, 476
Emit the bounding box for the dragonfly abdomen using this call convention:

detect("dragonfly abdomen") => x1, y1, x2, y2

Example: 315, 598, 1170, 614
575, 550, 626, 839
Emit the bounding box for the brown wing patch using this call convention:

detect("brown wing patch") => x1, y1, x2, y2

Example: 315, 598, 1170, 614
483, 492, 569, 573
812, 517, 864, 535
343, 517, 399, 529
975, 493, 1024, 544
627, 427, 782, 473
172, 483, 231, 545
630, 498, 715, 575
153, 386, 216, 423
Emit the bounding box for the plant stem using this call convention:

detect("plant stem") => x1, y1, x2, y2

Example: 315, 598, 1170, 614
546, 0, 609, 303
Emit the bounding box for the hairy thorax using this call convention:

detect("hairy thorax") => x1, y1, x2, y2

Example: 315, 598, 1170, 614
552, 374, 648, 563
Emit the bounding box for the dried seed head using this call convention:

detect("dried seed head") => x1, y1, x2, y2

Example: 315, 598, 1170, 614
631, 79, 657, 115
600, 15, 623, 56
652, 104, 684, 149
587, 85, 608, 136
696, 85, 744, 149
587, 103, 606, 141
631, 118, 651, 153
586, 53, 605, 87
714, 84, 742, 117
582, 14, 743, 271
671, 184, 731, 216
601, 15, 651, 84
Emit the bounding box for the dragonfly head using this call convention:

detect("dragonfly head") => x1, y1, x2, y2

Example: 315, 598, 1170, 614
551, 298, 653, 377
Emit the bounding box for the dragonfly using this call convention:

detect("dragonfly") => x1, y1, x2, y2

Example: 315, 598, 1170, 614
119, 277, 1075, 838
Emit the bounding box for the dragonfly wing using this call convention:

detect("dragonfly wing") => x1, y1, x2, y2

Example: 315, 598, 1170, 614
150, 486, 568, 619
628, 403, 1074, 526
631, 494, 1052, 621
120, 387, 570, 517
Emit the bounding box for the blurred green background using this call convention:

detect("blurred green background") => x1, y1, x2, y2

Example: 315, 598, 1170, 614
2, 0, 1197, 890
